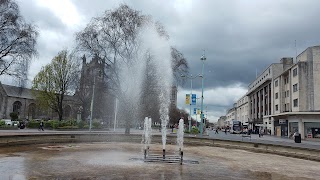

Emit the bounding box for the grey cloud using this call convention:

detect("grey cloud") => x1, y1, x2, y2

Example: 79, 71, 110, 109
13, 0, 320, 121
170, 0, 320, 91
17, 0, 66, 31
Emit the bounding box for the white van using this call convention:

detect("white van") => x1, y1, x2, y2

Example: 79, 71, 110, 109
1, 119, 12, 126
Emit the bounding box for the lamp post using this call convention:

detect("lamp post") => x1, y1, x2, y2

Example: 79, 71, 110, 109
181, 74, 198, 132
113, 98, 118, 131
89, 69, 101, 132
89, 75, 95, 132
200, 53, 206, 137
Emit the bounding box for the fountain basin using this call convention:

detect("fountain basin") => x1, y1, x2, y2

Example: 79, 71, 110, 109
0, 142, 320, 179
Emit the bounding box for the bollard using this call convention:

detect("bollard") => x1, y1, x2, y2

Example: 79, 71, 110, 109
163, 149, 165, 159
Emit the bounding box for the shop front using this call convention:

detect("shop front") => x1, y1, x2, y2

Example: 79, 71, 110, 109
274, 119, 288, 137
305, 122, 320, 139
288, 122, 298, 136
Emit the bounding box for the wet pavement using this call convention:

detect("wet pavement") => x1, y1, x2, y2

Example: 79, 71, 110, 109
0, 142, 319, 180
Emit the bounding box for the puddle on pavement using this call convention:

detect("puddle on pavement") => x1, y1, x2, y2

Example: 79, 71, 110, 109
0, 142, 318, 180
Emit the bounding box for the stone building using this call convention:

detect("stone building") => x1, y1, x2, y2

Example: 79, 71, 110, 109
270, 46, 320, 139
0, 82, 78, 120
245, 45, 320, 139
77, 55, 115, 125
246, 59, 284, 133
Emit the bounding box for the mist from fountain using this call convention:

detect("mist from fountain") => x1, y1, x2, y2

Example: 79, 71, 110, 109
117, 23, 172, 150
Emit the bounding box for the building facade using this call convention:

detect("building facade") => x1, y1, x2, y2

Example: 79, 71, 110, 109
217, 116, 226, 128
77, 55, 115, 125
0, 83, 78, 120
270, 46, 320, 139
246, 59, 285, 133
243, 46, 320, 139
236, 95, 249, 126
225, 103, 237, 127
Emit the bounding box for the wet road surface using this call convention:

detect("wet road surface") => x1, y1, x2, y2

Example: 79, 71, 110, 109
0, 142, 319, 179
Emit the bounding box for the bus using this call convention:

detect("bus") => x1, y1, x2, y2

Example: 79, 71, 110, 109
229, 120, 242, 134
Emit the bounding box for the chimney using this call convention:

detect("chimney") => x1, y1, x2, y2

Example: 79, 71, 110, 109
280, 57, 293, 71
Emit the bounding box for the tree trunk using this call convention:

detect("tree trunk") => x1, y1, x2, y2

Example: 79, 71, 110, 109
58, 113, 63, 121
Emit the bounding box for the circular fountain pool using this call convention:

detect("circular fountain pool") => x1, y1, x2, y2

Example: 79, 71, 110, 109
0, 142, 319, 180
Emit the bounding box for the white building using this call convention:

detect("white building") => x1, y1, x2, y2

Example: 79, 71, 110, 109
246, 60, 283, 133
236, 95, 249, 126
225, 103, 237, 127
245, 45, 320, 139
269, 46, 320, 139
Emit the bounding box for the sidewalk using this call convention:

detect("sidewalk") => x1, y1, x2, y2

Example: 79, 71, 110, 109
208, 130, 320, 150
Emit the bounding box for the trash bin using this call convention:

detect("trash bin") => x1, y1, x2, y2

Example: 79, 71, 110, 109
294, 133, 301, 143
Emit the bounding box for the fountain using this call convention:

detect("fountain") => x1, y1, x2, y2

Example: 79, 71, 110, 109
143, 117, 152, 159
177, 118, 184, 165
143, 117, 184, 164
115, 22, 173, 159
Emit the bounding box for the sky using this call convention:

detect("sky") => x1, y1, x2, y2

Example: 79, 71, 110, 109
7, 0, 320, 122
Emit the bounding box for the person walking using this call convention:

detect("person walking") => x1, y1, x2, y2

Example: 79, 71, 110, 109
215, 128, 219, 134
225, 128, 227, 135
39, 120, 44, 131
259, 128, 263, 137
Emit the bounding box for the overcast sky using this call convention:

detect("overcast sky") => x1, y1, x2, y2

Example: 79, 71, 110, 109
8, 0, 320, 122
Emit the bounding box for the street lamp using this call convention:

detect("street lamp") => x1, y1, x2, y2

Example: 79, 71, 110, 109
181, 74, 199, 132
200, 53, 206, 137
89, 75, 96, 132
89, 69, 101, 132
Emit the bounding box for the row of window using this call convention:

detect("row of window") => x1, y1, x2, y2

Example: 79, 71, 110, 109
274, 68, 298, 87
274, 83, 298, 99
251, 71, 270, 89
275, 98, 298, 111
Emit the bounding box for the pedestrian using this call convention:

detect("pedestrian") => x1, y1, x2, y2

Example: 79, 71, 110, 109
225, 128, 227, 134
259, 128, 263, 137
215, 128, 219, 134
39, 120, 44, 131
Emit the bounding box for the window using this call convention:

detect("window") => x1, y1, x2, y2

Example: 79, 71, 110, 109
275, 105, 278, 111
293, 99, 298, 107
275, 92, 278, 99
293, 83, 298, 92
275, 80, 278, 87
287, 90, 289, 97
284, 78, 287, 84
13, 101, 22, 114
293, 68, 297, 77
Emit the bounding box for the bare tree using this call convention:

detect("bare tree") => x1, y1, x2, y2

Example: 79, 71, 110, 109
0, 0, 38, 80
171, 47, 189, 85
